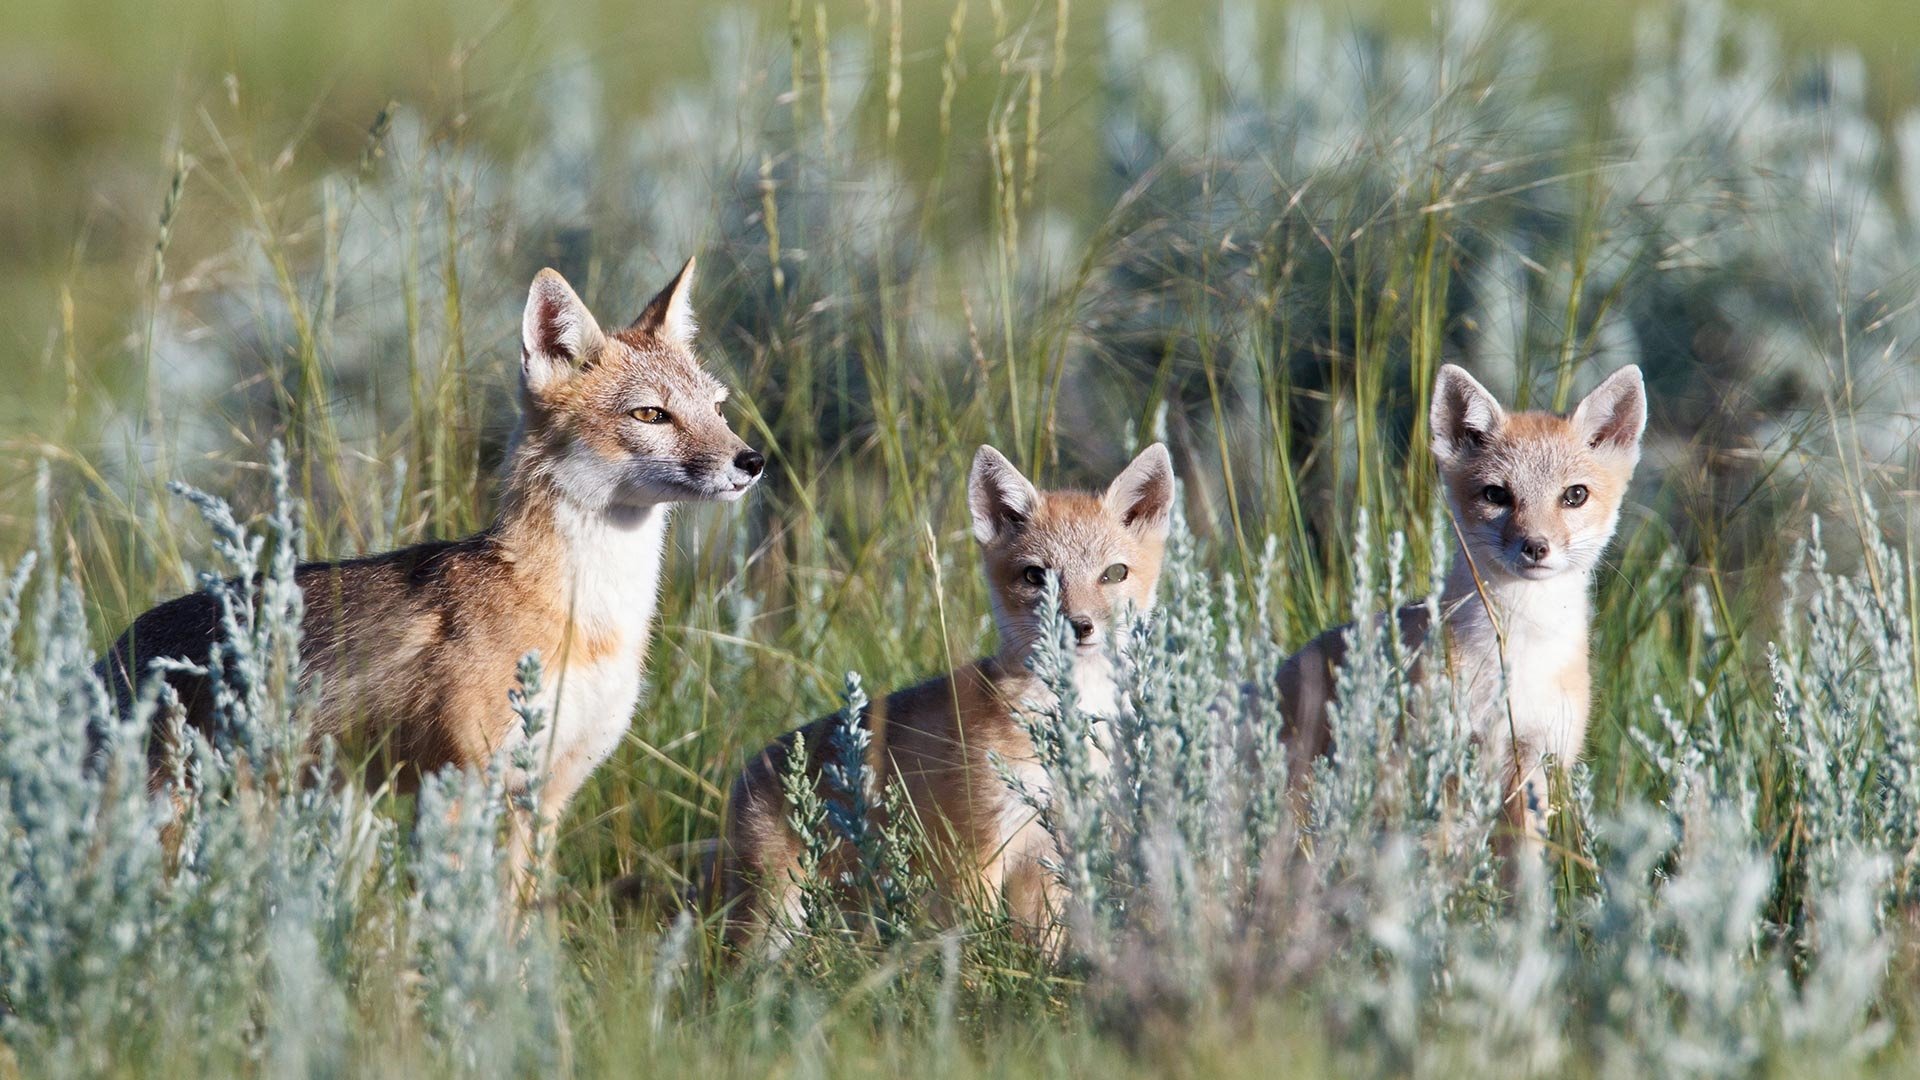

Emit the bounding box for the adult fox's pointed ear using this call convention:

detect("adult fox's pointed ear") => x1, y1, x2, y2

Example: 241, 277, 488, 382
1104, 442, 1175, 539
969, 445, 1041, 545
630, 256, 698, 349
1571, 364, 1648, 463
522, 268, 605, 394
1429, 364, 1505, 464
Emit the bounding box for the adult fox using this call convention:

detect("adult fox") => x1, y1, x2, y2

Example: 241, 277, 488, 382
101, 260, 762, 879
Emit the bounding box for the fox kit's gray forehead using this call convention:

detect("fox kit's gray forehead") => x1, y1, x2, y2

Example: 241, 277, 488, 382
1458, 415, 1598, 484
1002, 494, 1142, 565
1431, 364, 1647, 479
968, 444, 1176, 562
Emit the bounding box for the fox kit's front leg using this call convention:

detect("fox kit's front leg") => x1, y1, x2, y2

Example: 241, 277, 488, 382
993, 818, 1068, 958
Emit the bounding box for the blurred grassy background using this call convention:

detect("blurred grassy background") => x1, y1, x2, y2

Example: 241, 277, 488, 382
6, 0, 1918, 467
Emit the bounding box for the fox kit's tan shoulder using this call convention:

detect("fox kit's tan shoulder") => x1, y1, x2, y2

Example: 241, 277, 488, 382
104, 260, 765, 889
716, 443, 1177, 957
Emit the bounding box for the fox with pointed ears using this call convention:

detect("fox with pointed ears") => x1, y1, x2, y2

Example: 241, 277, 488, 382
101, 259, 763, 885
1277, 364, 1647, 847
714, 443, 1176, 957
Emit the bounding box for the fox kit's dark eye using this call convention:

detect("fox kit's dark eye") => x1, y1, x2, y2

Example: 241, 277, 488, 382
1562, 484, 1589, 508
1021, 566, 1049, 588
1481, 485, 1512, 507
631, 406, 671, 425
1099, 563, 1129, 584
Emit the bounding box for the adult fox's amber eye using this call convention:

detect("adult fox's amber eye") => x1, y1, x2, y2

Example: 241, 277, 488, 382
1099, 563, 1130, 584
631, 406, 671, 424
1021, 566, 1049, 588
1562, 484, 1589, 508
1482, 484, 1512, 507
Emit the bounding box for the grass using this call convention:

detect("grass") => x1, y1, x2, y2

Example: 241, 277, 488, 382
6, 0, 1920, 1075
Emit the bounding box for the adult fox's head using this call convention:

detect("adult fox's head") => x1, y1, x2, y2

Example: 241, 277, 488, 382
513, 260, 764, 511
967, 443, 1176, 659
1430, 364, 1647, 582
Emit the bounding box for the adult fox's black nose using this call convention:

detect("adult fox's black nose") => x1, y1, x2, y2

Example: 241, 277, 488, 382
1520, 536, 1550, 563
1069, 616, 1096, 643
735, 449, 766, 477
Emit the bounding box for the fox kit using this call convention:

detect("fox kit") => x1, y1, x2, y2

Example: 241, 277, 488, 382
101, 260, 763, 879
1277, 364, 1646, 845
715, 443, 1175, 955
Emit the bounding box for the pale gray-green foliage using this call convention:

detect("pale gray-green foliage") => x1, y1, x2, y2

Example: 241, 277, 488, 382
768, 672, 926, 949
410, 764, 561, 1074
1769, 507, 1920, 897
778, 727, 835, 941
0, 447, 558, 1077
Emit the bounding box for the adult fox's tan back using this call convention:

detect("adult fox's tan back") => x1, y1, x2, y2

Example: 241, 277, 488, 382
715, 443, 1175, 957
101, 260, 763, 867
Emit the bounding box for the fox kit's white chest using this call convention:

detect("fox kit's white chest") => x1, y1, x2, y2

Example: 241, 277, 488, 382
1443, 569, 1592, 769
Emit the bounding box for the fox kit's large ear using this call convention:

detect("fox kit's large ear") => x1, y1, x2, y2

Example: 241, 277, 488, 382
1430, 365, 1505, 463
522, 269, 605, 393
1571, 364, 1648, 461
1104, 442, 1175, 539
969, 445, 1040, 544
629, 256, 698, 349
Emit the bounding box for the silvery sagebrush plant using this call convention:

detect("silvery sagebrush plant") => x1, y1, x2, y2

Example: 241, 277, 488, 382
0, 445, 566, 1076
0, 446, 374, 1072
778, 726, 835, 943
409, 759, 563, 1075
1770, 506, 1920, 898
763, 670, 927, 956
818, 671, 918, 941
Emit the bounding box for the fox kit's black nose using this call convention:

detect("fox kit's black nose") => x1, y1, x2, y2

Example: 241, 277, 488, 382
1069, 616, 1096, 643
735, 449, 765, 477
1520, 536, 1551, 563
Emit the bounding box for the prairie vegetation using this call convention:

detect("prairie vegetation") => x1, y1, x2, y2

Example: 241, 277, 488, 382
5, 1, 1920, 1075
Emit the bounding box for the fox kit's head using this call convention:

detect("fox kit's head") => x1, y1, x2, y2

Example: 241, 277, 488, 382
967, 443, 1176, 660
1430, 364, 1647, 582
514, 260, 763, 511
